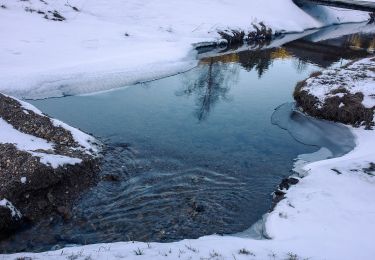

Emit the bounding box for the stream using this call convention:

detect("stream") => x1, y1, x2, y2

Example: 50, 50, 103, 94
1, 23, 373, 253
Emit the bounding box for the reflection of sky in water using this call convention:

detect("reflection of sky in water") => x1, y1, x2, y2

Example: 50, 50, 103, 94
3, 32, 367, 252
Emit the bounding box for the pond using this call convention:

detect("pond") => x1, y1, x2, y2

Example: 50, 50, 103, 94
1, 24, 373, 253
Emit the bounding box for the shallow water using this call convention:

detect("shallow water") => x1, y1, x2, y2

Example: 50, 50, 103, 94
1, 25, 373, 253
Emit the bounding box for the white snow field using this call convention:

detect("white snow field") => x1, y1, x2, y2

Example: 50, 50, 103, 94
0, 0, 371, 99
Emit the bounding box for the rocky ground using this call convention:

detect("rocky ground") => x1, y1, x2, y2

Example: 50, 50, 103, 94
0, 93, 101, 239
294, 56, 375, 128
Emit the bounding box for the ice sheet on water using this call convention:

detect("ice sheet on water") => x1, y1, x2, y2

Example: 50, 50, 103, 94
271, 103, 355, 158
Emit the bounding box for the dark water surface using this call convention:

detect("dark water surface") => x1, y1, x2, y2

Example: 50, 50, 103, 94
1, 25, 373, 253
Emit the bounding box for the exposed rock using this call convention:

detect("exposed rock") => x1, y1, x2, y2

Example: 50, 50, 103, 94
271, 177, 299, 210
278, 177, 299, 190
0, 93, 101, 239
101, 174, 121, 182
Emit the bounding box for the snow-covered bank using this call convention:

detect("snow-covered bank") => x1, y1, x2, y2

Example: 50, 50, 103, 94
0, 0, 370, 99
0, 93, 101, 238
3, 126, 375, 260
294, 56, 375, 128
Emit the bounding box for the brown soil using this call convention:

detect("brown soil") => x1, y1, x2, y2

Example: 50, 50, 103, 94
0, 94, 100, 239
293, 70, 374, 129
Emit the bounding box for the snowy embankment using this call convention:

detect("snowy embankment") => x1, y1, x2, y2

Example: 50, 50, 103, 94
294, 57, 375, 128
4, 60, 375, 259
0, 0, 370, 99
0, 93, 100, 238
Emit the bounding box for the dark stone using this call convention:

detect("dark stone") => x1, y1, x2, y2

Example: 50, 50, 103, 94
102, 174, 121, 182
0, 203, 22, 240
270, 177, 299, 211
279, 177, 299, 190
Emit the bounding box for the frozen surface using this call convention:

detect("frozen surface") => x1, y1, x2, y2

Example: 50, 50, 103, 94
271, 103, 355, 157
0, 0, 370, 99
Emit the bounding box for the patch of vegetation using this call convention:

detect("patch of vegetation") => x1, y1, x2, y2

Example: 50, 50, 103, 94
185, 244, 199, 253
285, 252, 299, 260
293, 72, 375, 129
65, 2, 80, 12
66, 254, 79, 260
24, 4, 66, 21
368, 12, 375, 24
134, 248, 144, 256
217, 22, 274, 47
238, 248, 255, 256
331, 168, 342, 175
50, 10, 66, 21
217, 29, 245, 46
247, 22, 272, 43
363, 162, 375, 176
210, 250, 220, 257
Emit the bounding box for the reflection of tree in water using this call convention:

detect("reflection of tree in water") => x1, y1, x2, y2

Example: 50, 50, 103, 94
177, 58, 239, 121
237, 49, 274, 78
293, 59, 309, 73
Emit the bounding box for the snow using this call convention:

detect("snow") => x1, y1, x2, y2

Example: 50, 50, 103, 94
51, 119, 101, 156
0, 199, 22, 219
0, 0, 370, 99
303, 22, 375, 43
33, 151, 83, 169
0, 118, 53, 151
20, 177, 26, 184
302, 57, 375, 108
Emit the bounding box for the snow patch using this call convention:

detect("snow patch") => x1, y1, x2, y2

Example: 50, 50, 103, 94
303, 57, 375, 108
20, 177, 26, 184
0, 199, 22, 219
